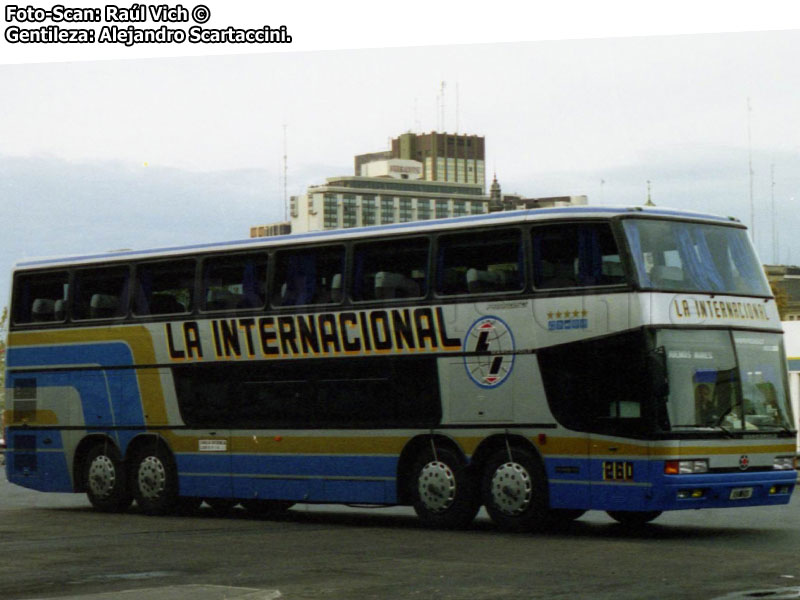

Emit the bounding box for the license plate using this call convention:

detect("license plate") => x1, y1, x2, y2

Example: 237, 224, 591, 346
730, 487, 753, 500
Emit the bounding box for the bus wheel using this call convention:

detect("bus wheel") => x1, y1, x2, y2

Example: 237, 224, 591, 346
482, 448, 549, 532
411, 447, 479, 529
241, 499, 295, 515
131, 445, 179, 515
84, 444, 133, 512
607, 510, 662, 526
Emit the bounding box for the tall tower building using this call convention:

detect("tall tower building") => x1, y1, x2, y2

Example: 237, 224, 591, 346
355, 132, 486, 191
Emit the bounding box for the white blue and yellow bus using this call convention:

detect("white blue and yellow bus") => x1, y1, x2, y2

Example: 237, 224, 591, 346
3, 206, 796, 530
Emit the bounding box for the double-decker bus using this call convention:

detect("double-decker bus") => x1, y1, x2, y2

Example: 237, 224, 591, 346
3, 206, 796, 530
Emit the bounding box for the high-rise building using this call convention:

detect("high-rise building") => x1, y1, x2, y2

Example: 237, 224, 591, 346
290, 162, 488, 233
252, 132, 586, 238
355, 131, 486, 190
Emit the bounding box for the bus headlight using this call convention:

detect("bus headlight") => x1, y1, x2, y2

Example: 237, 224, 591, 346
773, 457, 796, 470
665, 460, 709, 475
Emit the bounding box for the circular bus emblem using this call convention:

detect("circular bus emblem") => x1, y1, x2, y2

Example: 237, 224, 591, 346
463, 316, 516, 389
739, 455, 750, 471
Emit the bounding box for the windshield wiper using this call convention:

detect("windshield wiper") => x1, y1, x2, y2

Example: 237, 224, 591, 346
671, 423, 735, 438
713, 422, 735, 438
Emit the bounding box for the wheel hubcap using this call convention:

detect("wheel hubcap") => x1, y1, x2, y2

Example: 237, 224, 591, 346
418, 461, 456, 513
138, 456, 166, 500
491, 461, 533, 516
88, 455, 116, 498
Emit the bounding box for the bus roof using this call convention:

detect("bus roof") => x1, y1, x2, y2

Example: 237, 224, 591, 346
13, 205, 739, 271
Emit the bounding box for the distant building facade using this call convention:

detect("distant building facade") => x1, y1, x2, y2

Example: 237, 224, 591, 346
765, 264, 800, 321
289, 161, 488, 233
251, 132, 588, 238
250, 222, 291, 238
487, 174, 587, 212
355, 131, 485, 189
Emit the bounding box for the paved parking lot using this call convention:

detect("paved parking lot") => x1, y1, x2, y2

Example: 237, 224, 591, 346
2, 473, 800, 600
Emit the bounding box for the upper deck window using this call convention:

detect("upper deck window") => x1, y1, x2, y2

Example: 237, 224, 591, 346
11, 271, 69, 325
436, 228, 523, 296
352, 238, 428, 302
532, 222, 625, 289
271, 245, 344, 307
133, 260, 195, 316
202, 253, 267, 312
623, 219, 770, 296
73, 266, 130, 320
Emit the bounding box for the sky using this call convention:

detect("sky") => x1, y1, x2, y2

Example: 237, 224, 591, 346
2, 3, 800, 310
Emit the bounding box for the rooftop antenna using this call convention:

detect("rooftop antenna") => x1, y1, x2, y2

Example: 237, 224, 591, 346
283, 123, 288, 222
747, 98, 755, 243
439, 80, 446, 132
771, 162, 776, 263
645, 180, 655, 206
455, 81, 460, 134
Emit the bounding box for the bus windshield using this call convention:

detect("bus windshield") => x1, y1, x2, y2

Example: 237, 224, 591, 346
622, 219, 771, 296
658, 329, 793, 432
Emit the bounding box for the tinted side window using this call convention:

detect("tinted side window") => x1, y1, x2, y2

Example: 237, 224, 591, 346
352, 238, 428, 302
173, 357, 441, 429
271, 246, 344, 307
134, 260, 195, 316
11, 271, 69, 324
532, 223, 624, 289
538, 330, 650, 436
437, 228, 523, 295
73, 266, 131, 320
202, 253, 267, 312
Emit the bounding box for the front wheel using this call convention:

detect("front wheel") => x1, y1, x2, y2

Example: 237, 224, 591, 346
84, 444, 133, 512
131, 443, 179, 515
411, 446, 479, 529
481, 447, 550, 532
607, 510, 662, 526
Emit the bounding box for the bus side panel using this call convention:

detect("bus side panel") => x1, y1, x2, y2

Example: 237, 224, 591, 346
229, 437, 400, 504
174, 452, 233, 499
5, 429, 73, 492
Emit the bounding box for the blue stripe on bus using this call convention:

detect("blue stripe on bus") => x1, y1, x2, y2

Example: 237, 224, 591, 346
176, 453, 398, 503
177, 453, 397, 478
5, 430, 73, 493
6, 343, 145, 428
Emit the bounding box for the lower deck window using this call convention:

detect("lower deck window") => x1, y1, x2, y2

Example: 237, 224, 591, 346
173, 357, 442, 429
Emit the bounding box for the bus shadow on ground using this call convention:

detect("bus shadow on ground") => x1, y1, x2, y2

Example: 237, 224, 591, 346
47, 501, 786, 543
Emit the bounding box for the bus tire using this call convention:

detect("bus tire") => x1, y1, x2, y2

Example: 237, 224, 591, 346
131, 444, 179, 515
607, 510, 662, 526
482, 447, 549, 532
84, 444, 133, 513
411, 446, 479, 529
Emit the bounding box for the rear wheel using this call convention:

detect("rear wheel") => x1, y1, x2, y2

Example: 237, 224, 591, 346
411, 446, 479, 529
482, 447, 550, 532
607, 510, 662, 526
84, 444, 133, 512
131, 443, 179, 515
